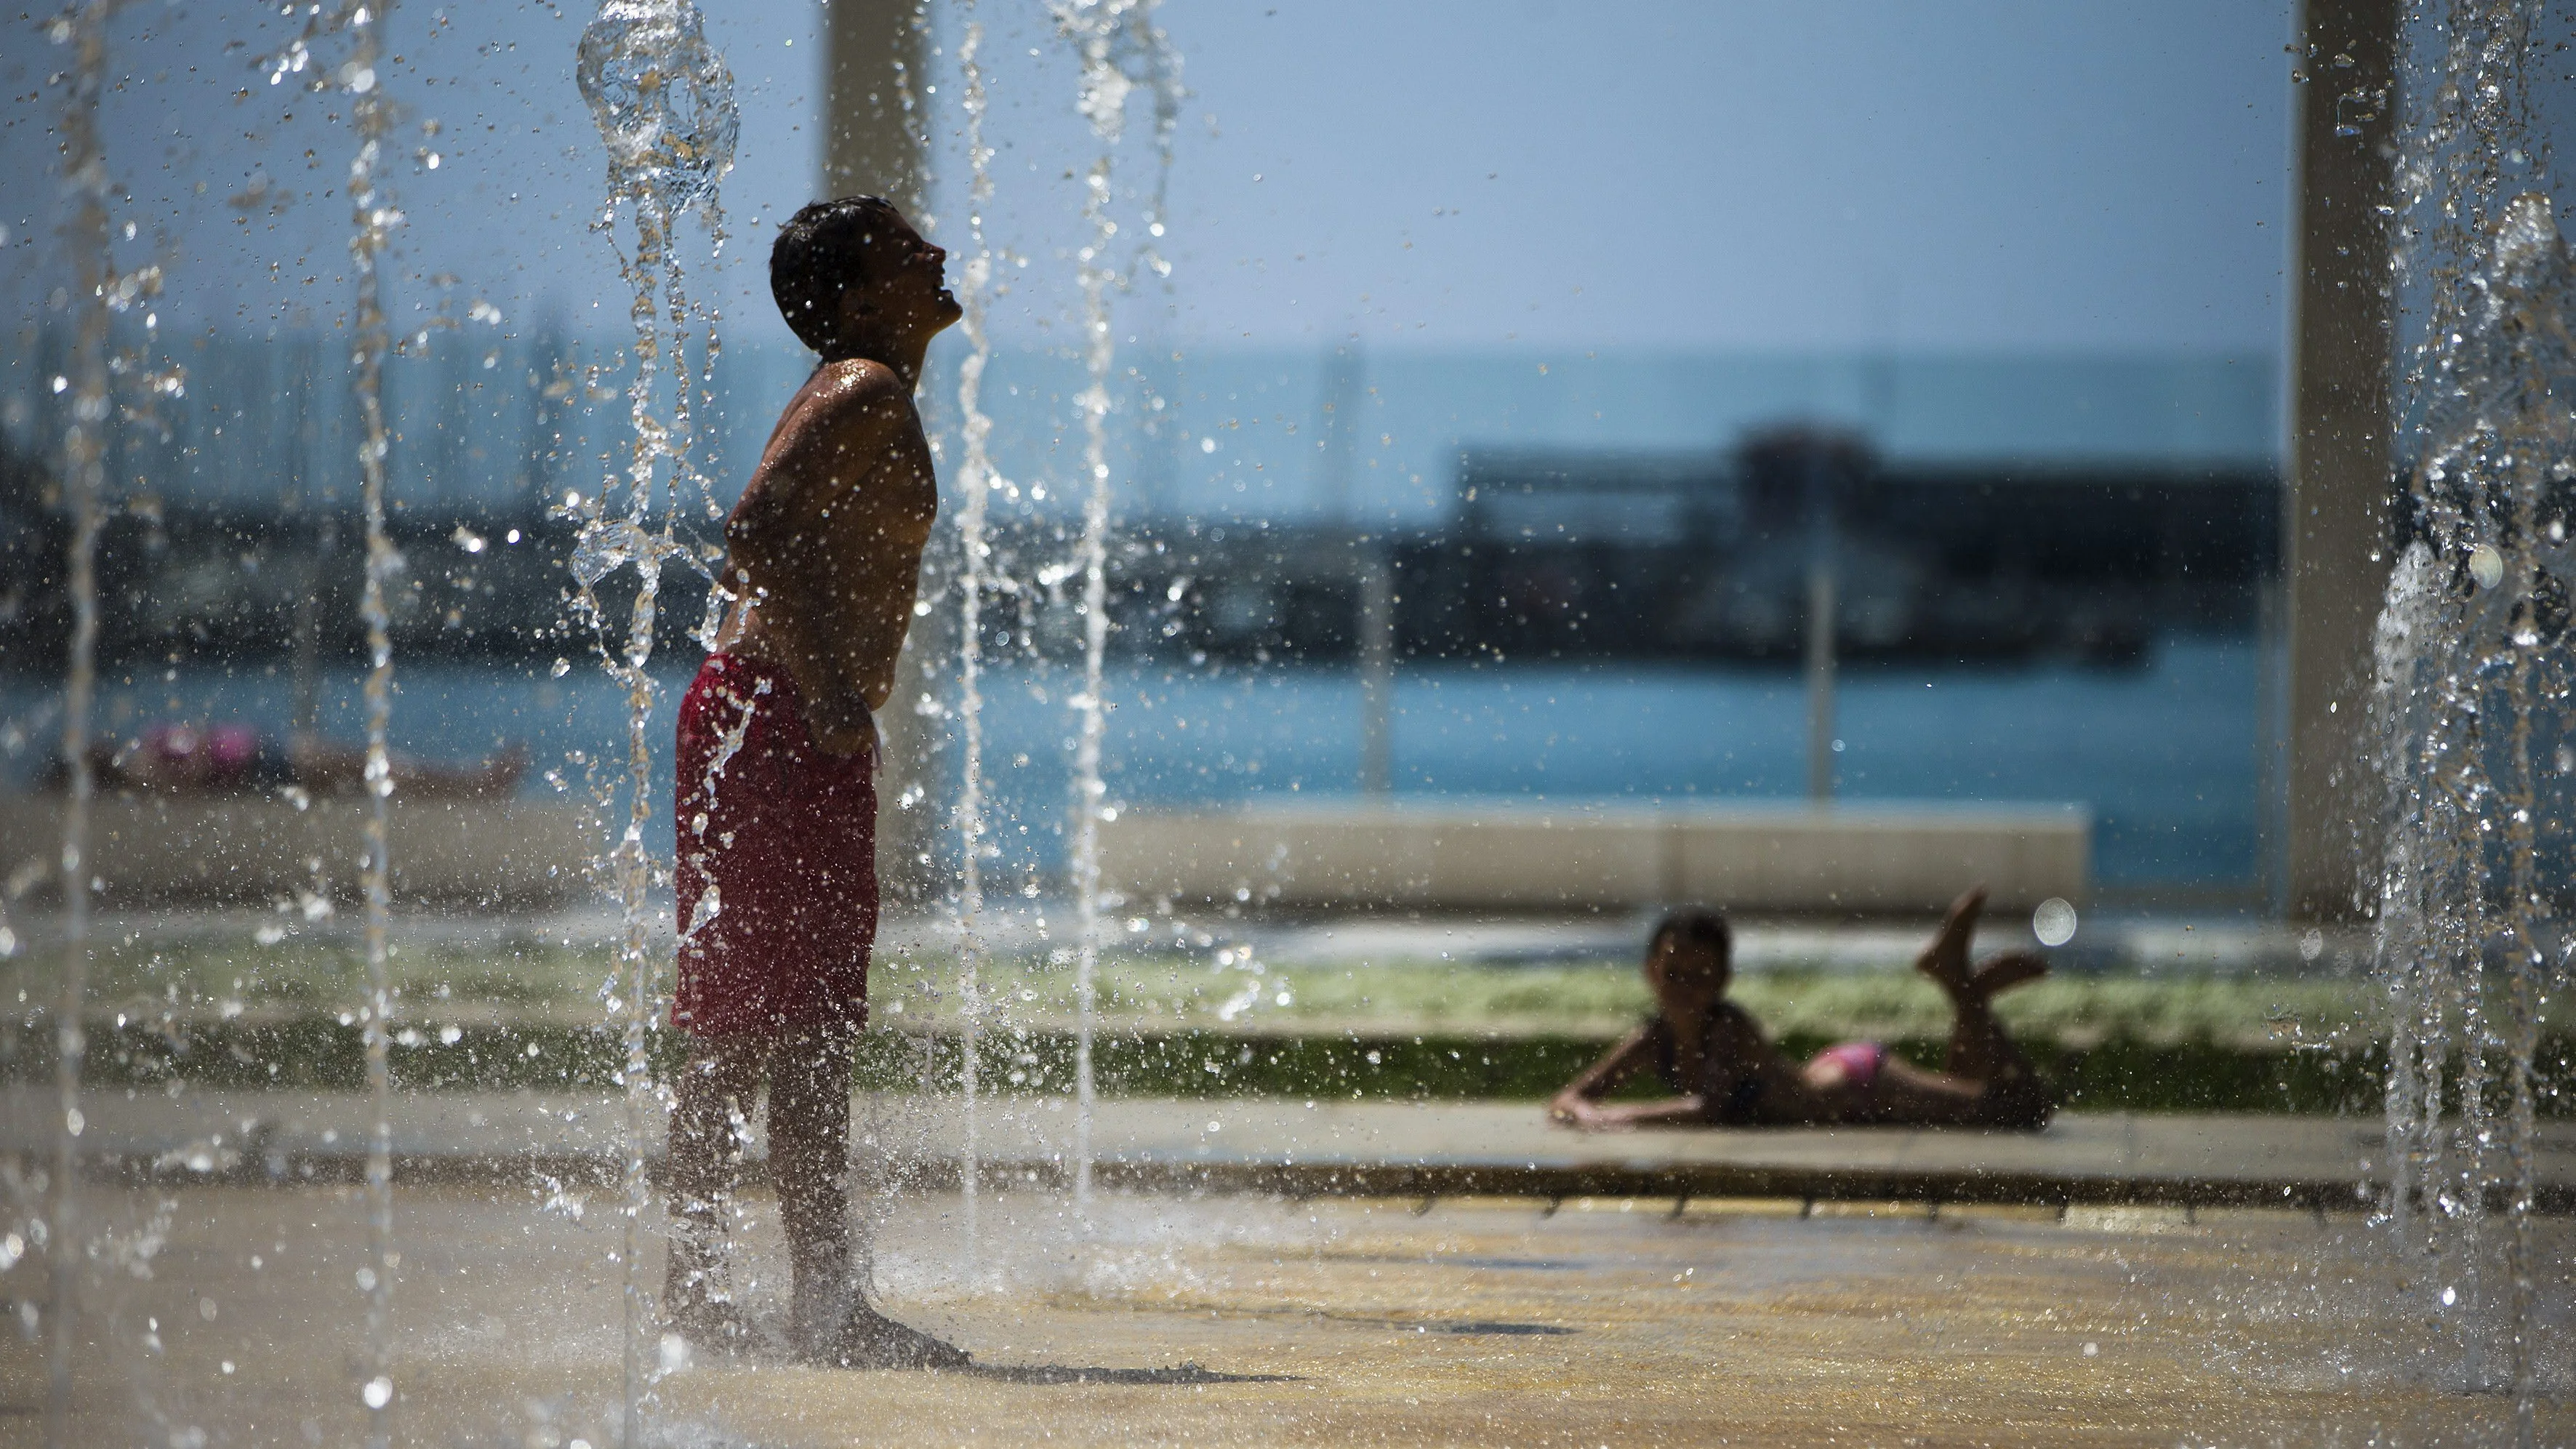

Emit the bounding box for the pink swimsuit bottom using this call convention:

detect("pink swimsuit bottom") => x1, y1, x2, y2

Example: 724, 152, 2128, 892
1809, 1040, 1888, 1089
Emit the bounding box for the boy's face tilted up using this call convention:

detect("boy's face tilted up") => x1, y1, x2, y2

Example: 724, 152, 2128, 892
836, 212, 963, 343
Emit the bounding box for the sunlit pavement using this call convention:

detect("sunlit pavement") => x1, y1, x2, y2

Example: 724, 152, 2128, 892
1, 1183, 2567, 1446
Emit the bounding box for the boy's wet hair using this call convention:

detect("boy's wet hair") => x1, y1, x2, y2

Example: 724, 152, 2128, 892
1649, 907, 1732, 976
771, 196, 906, 352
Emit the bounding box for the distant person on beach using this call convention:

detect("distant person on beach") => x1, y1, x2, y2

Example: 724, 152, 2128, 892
1549, 887, 2056, 1131
60, 723, 523, 798
660, 196, 968, 1370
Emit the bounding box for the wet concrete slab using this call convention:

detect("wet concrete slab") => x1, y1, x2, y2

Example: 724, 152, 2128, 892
8, 1088, 2572, 1211
0, 1181, 2565, 1445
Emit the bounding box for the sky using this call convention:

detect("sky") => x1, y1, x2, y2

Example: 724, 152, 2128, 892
0, 0, 2300, 359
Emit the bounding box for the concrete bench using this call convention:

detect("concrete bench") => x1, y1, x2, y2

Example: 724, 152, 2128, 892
1100, 799, 2090, 914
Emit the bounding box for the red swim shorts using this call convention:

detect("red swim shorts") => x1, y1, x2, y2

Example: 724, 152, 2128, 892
670, 652, 878, 1036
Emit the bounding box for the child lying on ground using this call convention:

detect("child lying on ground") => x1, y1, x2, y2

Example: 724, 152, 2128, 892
1549, 886, 2055, 1131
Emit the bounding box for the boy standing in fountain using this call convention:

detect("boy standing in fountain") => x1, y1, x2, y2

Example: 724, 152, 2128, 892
662, 196, 968, 1370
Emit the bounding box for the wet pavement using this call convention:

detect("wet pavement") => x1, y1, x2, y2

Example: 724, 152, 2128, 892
0, 1182, 2566, 1445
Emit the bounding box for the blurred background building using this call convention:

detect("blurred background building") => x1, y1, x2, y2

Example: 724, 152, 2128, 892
0, 1, 2321, 911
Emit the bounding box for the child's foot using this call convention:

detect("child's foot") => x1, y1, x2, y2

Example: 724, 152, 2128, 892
1970, 950, 2050, 1000
811, 1306, 971, 1370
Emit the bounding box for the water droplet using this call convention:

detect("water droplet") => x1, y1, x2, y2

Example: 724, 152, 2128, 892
2031, 897, 2078, 947
362, 1376, 393, 1408
683, 885, 721, 939
2468, 544, 2504, 590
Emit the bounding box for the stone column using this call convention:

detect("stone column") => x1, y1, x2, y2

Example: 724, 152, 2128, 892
824, 0, 942, 907
2284, 0, 2397, 920
1357, 540, 1395, 796
824, 0, 928, 207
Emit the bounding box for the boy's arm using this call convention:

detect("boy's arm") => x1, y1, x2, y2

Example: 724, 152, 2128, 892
729, 363, 921, 752
808, 364, 933, 718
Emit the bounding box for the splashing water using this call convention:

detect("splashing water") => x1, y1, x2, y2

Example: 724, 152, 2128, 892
577, 0, 738, 219
41, 7, 111, 1446
571, 0, 736, 1437
332, 1, 407, 1440
1051, 0, 1181, 1216
2376, 5, 2572, 1434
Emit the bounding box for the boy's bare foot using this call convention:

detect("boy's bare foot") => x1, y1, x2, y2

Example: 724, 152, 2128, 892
812, 1305, 971, 1370
1914, 886, 1986, 1000
1970, 949, 2050, 1000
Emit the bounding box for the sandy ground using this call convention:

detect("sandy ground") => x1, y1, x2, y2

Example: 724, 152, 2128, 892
0, 1179, 2567, 1447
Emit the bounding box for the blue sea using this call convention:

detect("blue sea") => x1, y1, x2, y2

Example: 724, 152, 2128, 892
1, 634, 2271, 898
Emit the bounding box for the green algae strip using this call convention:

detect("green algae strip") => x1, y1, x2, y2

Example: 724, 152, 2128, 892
13, 933, 2403, 1048
7, 1015, 2569, 1116
12, 931, 2552, 1112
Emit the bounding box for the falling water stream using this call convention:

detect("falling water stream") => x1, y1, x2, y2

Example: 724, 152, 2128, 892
335, 1, 406, 1440
951, 7, 1001, 1270
1051, 0, 1180, 1213
2375, 2, 2570, 1438
571, 0, 737, 1437
42, 7, 112, 1446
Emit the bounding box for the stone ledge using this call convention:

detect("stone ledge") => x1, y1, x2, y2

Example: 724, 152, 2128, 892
0, 791, 598, 907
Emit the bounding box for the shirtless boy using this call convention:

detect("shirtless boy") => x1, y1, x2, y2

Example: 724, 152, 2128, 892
662, 196, 966, 1368
1549, 887, 2056, 1131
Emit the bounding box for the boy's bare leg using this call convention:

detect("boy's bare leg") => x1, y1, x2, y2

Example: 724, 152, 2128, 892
665, 1036, 764, 1344
769, 1020, 855, 1351
771, 1019, 968, 1368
